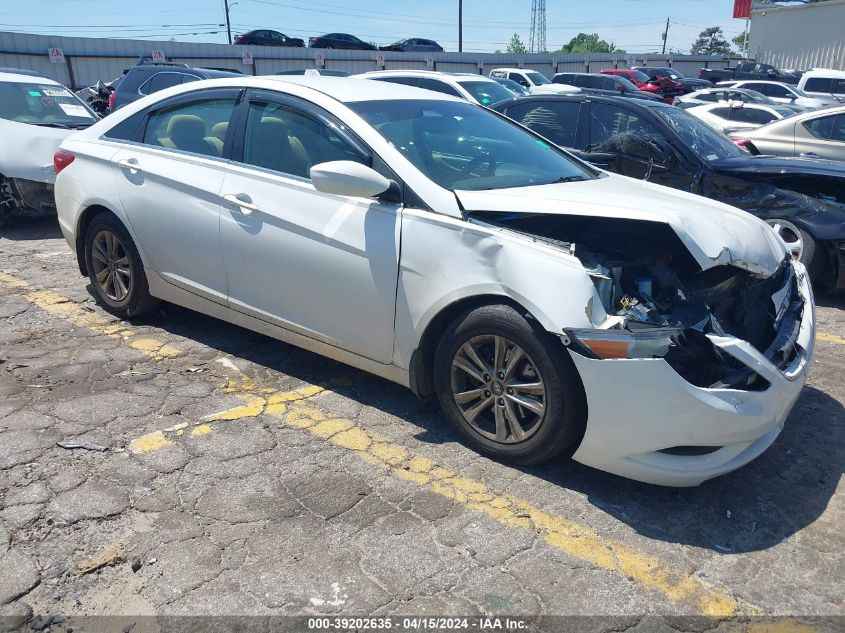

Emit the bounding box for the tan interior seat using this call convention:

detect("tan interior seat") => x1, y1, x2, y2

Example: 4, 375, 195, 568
157, 114, 219, 156
247, 117, 310, 177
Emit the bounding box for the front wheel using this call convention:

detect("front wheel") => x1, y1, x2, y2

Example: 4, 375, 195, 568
433, 304, 585, 465
83, 213, 159, 318
766, 218, 823, 280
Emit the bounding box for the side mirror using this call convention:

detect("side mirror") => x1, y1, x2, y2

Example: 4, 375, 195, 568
310, 161, 391, 199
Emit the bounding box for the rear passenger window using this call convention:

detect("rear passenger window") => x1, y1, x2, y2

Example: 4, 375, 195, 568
141, 73, 185, 95
589, 103, 666, 154
240, 101, 364, 179
803, 78, 832, 93
416, 78, 462, 98
142, 98, 236, 157
506, 101, 580, 148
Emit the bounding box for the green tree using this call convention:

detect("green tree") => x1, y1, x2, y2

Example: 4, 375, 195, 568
690, 26, 733, 56
557, 33, 623, 54
506, 33, 527, 54
732, 32, 748, 56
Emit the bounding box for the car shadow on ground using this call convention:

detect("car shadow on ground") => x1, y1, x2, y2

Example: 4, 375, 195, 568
131, 299, 844, 557
815, 288, 845, 310
0, 216, 64, 241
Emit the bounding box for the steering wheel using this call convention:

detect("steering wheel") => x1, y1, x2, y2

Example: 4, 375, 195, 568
461, 154, 497, 177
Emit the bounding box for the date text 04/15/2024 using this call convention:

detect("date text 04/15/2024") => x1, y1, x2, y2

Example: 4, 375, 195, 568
307, 617, 530, 630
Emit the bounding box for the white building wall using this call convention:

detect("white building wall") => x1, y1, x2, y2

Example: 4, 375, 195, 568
751, 0, 845, 70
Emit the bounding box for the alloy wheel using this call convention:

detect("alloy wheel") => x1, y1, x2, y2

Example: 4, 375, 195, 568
766, 219, 803, 260
91, 230, 131, 302
450, 334, 547, 444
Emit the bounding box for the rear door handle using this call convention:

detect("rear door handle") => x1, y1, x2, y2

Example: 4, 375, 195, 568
117, 158, 141, 174
223, 193, 260, 215
800, 152, 819, 158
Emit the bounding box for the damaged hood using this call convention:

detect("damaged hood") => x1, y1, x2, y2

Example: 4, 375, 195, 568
0, 118, 74, 184
456, 173, 787, 276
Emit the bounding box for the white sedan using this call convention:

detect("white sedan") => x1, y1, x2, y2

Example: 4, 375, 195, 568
0, 68, 98, 226
717, 80, 837, 110
54, 76, 814, 486
684, 102, 794, 134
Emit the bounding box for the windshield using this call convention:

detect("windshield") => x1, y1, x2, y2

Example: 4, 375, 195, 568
525, 71, 550, 85
0, 81, 96, 127
457, 80, 515, 106
629, 70, 651, 82
668, 69, 685, 79
653, 106, 745, 164
350, 99, 596, 191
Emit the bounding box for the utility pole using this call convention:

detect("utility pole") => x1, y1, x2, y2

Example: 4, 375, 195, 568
224, 0, 232, 45
661, 17, 670, 55
458, 0, 463, 52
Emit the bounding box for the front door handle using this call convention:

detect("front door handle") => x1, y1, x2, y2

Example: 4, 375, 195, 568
117, 158, 141, 174
223, 193, 260, 215
800, 152, 819, 159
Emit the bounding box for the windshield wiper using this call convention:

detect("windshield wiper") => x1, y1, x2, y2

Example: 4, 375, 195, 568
31, 122, 71, 129
550, 175, 588, 184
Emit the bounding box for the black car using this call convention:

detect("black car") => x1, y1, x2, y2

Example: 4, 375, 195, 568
378, 38, 443, 52
633, 67, 711, 94
309, 33, 376, 50
552, 73, 662, 102
494, 94, 845, 290
234, 30, 304, 47
112, 58, 241, 110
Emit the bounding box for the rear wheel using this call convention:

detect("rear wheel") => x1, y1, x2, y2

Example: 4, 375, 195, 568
433, 304, 585, 465
83, 213, 158, 318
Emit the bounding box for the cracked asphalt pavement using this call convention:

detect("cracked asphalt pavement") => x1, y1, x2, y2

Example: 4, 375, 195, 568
0, 218, 843, 631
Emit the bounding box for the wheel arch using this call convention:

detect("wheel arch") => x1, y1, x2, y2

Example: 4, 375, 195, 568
74, 204, 121, 276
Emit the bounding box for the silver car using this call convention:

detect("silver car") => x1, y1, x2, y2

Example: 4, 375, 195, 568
735, 104, 845, 160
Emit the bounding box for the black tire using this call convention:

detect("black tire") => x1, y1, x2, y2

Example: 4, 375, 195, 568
433, 304, 586, 465
83, 213, 159, 318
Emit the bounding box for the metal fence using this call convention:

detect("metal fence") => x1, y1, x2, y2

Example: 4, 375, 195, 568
0, 31, 730, 89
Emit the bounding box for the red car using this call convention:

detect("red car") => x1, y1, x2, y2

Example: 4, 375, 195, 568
600, 68, 682, 102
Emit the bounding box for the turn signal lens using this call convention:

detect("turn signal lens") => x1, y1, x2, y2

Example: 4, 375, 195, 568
53, 150, 75, 175
564, 328, 683, 360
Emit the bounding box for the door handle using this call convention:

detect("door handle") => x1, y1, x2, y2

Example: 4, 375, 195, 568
800, 152, 819, 158
117, 158, 141, 174
223, 193, 260, 215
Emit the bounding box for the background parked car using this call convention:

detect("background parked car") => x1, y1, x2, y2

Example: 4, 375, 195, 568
632, 66, 711, 94
491, 76, 530, 97
600, 68, 682, 101
699, 61, 802, 84
0, 68, 98, 227
733, 104, 845, 162
378, 38, 443, 52
276, 69, 351, 77
493, 94, 845, 289
489, 68, 580, 95
674, 87, 803, 113
234, 30, 304, 47
799, 68, 845, 104
309, 33, 376, 50
552, 73, 662, 101
359, 71, 514, 105
683, 102, 794, 134
111, 58, 240, 111
717, 80, 837, 109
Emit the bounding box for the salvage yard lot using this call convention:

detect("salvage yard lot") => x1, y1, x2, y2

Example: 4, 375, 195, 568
1, 218, 843, 627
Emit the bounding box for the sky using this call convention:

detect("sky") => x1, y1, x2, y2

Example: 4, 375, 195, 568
1, 0, 748, 54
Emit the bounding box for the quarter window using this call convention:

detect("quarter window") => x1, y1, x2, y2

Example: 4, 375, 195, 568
142, 98, 236, 157
804, 115, 836, 140
241, 101, 364, 179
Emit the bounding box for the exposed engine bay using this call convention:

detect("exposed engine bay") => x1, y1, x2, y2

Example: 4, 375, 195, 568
470, 212, 804, 390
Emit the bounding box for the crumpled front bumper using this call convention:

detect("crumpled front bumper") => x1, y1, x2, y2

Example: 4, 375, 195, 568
569, 262, 815, 487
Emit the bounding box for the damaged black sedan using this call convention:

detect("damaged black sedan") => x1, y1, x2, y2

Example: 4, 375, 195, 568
494, 94, 845, 290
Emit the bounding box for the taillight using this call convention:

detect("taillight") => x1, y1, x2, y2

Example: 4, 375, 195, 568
54, 150, 75, 175
697, 70, 702, 78
108, 91, 116, 109
234, 34, 244, 41
732, 139, 759, 155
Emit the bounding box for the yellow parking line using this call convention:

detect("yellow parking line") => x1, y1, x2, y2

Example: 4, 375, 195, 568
1, 270, 744, 614
816, 332, 845, 346
139, 378, 743, 616
0, 273, 181, 361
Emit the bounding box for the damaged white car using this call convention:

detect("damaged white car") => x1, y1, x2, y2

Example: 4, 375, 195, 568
53, 76, 815, 486
0, 68, 98, 227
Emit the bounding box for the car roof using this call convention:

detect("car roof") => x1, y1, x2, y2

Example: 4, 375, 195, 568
492, 93, 671, 110
731, 80, 793, 86
803, 68, 845, 78
361, 70, 494, 82
174, 75, 463, 103
0, 69, 58, 84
